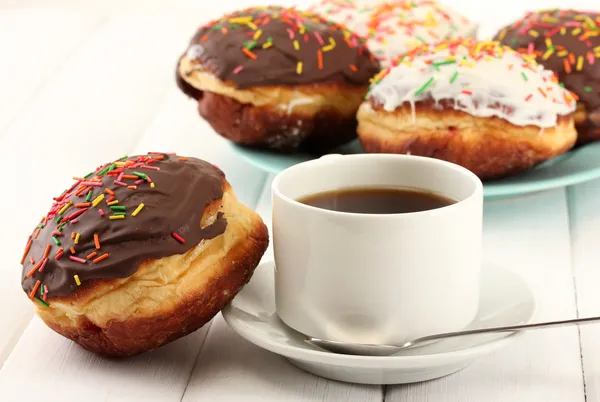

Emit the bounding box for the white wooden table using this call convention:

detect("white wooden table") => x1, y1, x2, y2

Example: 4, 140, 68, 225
1, 0, 599, 400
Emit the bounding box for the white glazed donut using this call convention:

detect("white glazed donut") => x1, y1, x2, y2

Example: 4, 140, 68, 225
367, 38, 576, 127
307, 0, 385, 38
356, 38, 578, 180
365, 0, 477, 66
306, 0, 477, 67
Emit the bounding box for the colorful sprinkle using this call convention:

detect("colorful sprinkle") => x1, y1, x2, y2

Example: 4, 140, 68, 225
74, 275, 81, 286
69, 256, 86, 264
20, 238, 32, 265
42, 244, 51, 260
29, 280, 41, 299
172, 232, 186, 244
26, 260, 43, 278
414, 77, 435, 96
93, 253, 110, 264
34, 297, 49, 307
38, 258, 49, 273
132, 203, 145, 217
242, 47, 257, 60
92, 194, 105, 207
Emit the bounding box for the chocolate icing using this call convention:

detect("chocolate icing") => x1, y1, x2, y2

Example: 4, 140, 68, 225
178, 6, 380, 89
21, 154, 227, 299
494, 9, 600, 139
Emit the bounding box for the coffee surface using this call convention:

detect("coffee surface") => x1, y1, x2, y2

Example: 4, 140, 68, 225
298, 187, 455, 214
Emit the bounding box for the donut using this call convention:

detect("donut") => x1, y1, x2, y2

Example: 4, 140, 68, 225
176, 6, 380, 154
20, 153, 269, 357
306, 0, 477, 67
306, 0, 382, 38
356, 38, 578, 180
494, 9, 600, 144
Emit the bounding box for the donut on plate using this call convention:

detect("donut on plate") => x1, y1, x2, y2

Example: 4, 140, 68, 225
356, 38, 578, 180
494, 9, 600, 144
20, 153, 269, 357
176, 6, 380, 154
306, 0, 382, 38
307, 0, 477, 67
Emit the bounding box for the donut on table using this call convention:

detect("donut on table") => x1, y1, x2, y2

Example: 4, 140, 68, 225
494, 9, 600, 144
176, 6, 380, 154
306, 0, 477, 67
20, 153, 269, 357
356, 38, 578, 180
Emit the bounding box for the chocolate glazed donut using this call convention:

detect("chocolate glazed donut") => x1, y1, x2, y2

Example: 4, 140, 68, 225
176, 6, 381, 154
495, 9, 600, 144
20, 153, 269, 356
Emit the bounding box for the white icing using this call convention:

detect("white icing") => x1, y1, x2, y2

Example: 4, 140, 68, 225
367, 40, 576, 128
306, 0, 476, 67
186, 44, 205, 60
366, 1, 477, 67
307, 0, 386, 37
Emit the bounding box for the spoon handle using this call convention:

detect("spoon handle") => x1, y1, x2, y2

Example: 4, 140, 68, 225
414, 315, 600, 344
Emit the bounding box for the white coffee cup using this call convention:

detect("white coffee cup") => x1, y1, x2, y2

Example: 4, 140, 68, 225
271, 154, 483, 346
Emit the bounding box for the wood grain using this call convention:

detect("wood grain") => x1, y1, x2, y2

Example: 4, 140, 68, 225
0, 10, 104, 134
0, 12, 193, 365
567, 180, 600, 402
181, 316, 383, 402
386, 190, 585, 401
0, 318, 212, 402
0, 9, 106, 365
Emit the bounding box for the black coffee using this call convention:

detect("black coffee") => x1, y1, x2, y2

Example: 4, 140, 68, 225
298, 187, 455, 214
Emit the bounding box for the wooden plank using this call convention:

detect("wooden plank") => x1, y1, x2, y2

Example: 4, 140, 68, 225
0, 109, 267, 402
0, 14, 191, 365
0, 14, 203, 366
0, 9, 104, 365
182, 316, 383, 402
386, 190, 584, 401
0, 10, 104, 134
0, 318, 212, 402
567, 179, 600, 402
0, 15, 268, 398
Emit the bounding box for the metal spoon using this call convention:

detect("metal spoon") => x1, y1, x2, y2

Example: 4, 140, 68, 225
305, 315, 600, 356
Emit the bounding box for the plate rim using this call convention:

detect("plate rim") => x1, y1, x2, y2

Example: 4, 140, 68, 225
229, 143, 600, 200
222, 260, 538, 369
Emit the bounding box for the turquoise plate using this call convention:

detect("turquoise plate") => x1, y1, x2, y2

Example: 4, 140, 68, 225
230, 140, 600, 200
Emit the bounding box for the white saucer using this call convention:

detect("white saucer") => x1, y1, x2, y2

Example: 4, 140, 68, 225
222, 261, 537, 385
